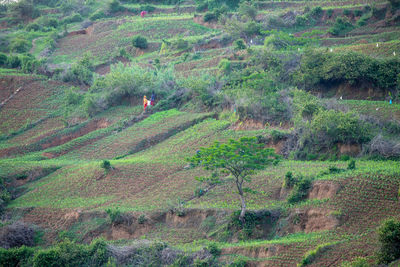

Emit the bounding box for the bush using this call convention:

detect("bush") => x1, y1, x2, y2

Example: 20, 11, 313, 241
238, 1, 257, 20
0, 246, 35, 267
90, 10, 106, 21
341, 257, 370, 267
203, 11, 217, 22
310, 110, 371, 145
347, 159, 356, 170
287, 177, 312, 204
299, 243, 334, 266
63, 53, 94, 85
0, 53, 7, 66
138, 214, 147, 224
283, 171, 297, 189
108, 0, 124, 13
10, 0, 38, 19
6, 55, 21, 68
63, 13, 83, 24
26, 22, 40, 31
233, 38, 246, 51
101, 160, 111, 172
328, 17, 354, 36
377, 218, 400, 264
132, 35, 148, 49
9, 38, 30, 53
105, 208, 121, 224
32, 238, 108, 267
0, 222, 35, 249
65, 87, 83, 106
207, 243, 221, 257
296, 50, 400, 91
140, 4, 156, 13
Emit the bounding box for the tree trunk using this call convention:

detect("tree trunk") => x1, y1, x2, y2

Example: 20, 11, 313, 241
239, 192, 246, 223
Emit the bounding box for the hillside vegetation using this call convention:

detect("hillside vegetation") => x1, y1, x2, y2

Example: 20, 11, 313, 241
1, 0, 400, 266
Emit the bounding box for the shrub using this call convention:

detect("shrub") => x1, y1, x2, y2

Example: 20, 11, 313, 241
6, 55, 21, 68
343, 9, 353, 16
377, 218, 400, 264
341, 257, 370, 267
9, 38, 30, 53
26, 22, 40, 31
90, 10, 106, 21
310, 6, 323, 18
138, 214, 147, 224
283, 171, 297, 189
101, 160, 111, 172
140, 4, 155, 13
207, 242, 221, 257
105, 208, 121, 224
63, 13, 83, 24
203, 11, 217, 22
132, 35, 148, 49
287, 177, 312, 204
46, 18, 58, 28
0, 53, 7, 66
233, 38, 246, 51
389, 0, 400, 10
10, 0, 38, 19
238, 1, 257, 20
108, 0, 124, 13
63, 53, 94, 85
299, 243, 334, 266
65, 87, 83, 106
328, 17, 354, 36
0, 222, 35, 249
347, 159, 356, 170
310, 110, 371, 145
326, 9, 333, 17
0, 246, 35, 267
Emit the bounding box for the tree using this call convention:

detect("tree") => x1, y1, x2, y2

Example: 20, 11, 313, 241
188, 137, 280, 222
132, 35, 148, 49
377, 218, 400, 264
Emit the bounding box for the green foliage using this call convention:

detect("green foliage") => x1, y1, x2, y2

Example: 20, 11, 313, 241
189, 137, 280, 220
132, 35, 148, 49
10, 0, 39, 19
341, 257, 370, 267
105, 207, 121, 223
377, 218, 400, 264
9, 38, 30, 53
0, 53, 7, 66
63, 53, 94, 85
204, 11, 217, 22
90, 10, 106, 21
218, 58, 231, 75
101, 160, 111, 172
228, 257, 247, 267
0, 246, 35, 267
238, 1, 257, 21
287, 176, 313, 204
347, 160, 356, 170
26, 23, 40, 32
108, 0, 124, 13
137, 214, 147, 224
32, 238, 108, 267
6, 55, 21, 68
328, 17, 354, 36
296, 50, 400, 91
63, 13, 83, 24
310, 110, 371, 145
264, 30, 313, 51
299, 243, 334, 266
283, 171, 297, 189
207, 242, 221, 257
389, 0, 400, 10
233, 38, 246, 51
65, 87, 83, 106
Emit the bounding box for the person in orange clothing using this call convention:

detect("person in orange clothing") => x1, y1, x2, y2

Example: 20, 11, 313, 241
143, 95, 148, 111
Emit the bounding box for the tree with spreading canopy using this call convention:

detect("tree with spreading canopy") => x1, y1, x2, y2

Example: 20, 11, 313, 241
188, 137, 280, 222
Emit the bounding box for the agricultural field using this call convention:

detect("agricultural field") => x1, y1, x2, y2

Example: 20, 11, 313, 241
0, 0, 400, 266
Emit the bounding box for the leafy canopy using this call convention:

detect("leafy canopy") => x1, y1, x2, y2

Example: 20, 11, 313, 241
189, 137, 280, 182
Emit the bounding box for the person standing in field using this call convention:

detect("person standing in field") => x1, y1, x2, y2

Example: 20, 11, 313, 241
143, 95, 148, 112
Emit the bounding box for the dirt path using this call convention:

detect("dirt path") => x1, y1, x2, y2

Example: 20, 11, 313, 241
30, 37, 40, 54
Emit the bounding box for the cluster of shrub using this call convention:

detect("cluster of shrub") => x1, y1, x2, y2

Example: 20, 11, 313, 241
0, 53, 42, 73
295, 50, 400, 92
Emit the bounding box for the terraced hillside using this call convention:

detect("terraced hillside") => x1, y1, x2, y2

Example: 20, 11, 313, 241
0, 0, 400, 266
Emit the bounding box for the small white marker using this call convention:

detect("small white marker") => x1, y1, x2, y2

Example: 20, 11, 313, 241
394, 51, 396, 56
376, 43, 379, 47
330, 48, 333, 52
